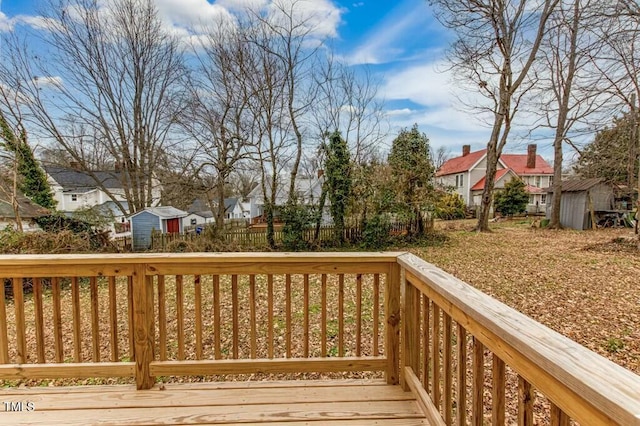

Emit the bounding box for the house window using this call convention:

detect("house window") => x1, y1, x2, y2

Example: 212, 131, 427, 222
535, 176, 541, 187
190, 218, 197, 225
548, 176, 553, 186
71, 194, 78, 201
455, 174, 464, 188
541, 194, 547, 204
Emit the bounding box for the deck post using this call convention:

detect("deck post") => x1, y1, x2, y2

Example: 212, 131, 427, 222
132, 263, 155, 390
385, 262, 401, 385
401, 271, 420, 391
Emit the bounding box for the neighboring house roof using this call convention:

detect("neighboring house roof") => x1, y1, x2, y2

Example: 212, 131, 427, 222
500, 154, 553, 175
525, 185, 545, 194
189, 210, 214, 219
224, 197, 240, 212
471, 168, 514, 191
129, 206, 187, 219
545, 178, 605, 193
436, 149, 487, 177
93, 201, 130, 217
248, 175, 325, 206
188, 198, 209, 214
0, 183, 49, 219
436, 150, 553, 177
45, 165, 125, 190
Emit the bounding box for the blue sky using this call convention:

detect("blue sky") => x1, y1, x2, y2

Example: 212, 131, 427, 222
0, 0, 551, 161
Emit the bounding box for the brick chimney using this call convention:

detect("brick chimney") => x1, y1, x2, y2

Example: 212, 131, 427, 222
527, 144, 537, 168
114, 161, 122, 172
462, 145, 471, 157
69, 161, 81, 171
317, 169, 324, 178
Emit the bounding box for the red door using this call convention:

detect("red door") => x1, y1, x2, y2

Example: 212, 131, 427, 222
166, 218, 180, 233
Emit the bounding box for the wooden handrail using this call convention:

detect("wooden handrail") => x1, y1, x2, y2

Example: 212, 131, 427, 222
0, 251, 638, 425
397, 252, 640, 426
0, 253, 400, 391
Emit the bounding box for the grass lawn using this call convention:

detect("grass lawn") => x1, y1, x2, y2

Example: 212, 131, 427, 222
413, 219, 639, 375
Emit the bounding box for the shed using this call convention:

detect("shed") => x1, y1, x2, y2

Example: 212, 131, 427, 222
129, 206, 187, 251
545, 179, 615, 230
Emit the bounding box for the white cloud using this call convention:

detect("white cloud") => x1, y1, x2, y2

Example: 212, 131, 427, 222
9, 0, 342, 46
386, 108, 414, 117
155, 0, 234, 35
0, 11, 13, 32
33, 76, 64, 89
265, 0, 343, 39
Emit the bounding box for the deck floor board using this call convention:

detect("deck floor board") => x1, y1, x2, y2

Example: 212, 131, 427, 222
0, 379, 429, 425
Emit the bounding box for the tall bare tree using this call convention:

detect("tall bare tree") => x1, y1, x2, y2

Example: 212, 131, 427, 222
181, 24, 253, 232
429, 0, 559, 231
251, 0, 324, 207
312, 58, 387, 165
0, 0, 186, 215
539, 0, 606, 228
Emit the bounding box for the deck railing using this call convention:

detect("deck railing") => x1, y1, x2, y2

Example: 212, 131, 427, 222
0, 253, 638, 425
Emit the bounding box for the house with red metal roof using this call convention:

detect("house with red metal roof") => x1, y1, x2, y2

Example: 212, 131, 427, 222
436, 144, 553, 213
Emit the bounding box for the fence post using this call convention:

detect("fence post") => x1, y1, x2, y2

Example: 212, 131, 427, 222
401, 269, 419, 391
386, 261, 401, 385
132, 263, 155, 389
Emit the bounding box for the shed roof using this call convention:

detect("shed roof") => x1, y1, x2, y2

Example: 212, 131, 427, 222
130, 206, 187, 219
545, 178, 605, 193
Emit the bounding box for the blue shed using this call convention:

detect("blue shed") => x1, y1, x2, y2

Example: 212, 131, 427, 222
129, 206, 187, 251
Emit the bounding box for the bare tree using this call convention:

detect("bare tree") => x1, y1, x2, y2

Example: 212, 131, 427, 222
242, 19, 292, 247
429, 0, 559, 231
312, 57, 387, 165
0, 0, 186, 215
538, 0, 606, 228
250, 0, 324, 207
181, 24, 254, 232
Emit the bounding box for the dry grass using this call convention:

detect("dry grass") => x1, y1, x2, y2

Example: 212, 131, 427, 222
420, 219, 640, 375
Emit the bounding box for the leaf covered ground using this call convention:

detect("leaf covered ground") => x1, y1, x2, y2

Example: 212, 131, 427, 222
413, 219, 640, 374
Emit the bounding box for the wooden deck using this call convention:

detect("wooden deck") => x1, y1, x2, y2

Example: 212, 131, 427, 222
0, 379, 429, 425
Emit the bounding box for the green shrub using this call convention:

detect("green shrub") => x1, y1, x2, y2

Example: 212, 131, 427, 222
281, 202, 313, 251
435, 192, 466, 220
361, 214, 391, 249
494, 178, 529, 216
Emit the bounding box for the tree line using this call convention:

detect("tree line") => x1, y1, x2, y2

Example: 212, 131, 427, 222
0, 0, 638, 242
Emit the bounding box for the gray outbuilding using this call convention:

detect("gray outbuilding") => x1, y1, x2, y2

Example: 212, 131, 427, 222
545, 179, 615, 230
129, 206, 187, 251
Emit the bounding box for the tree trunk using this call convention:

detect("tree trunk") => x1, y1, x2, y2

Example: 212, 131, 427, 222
215, 178, 226, 234
313, 182, 327, 242
11, 157, 23, 232
476, 139, 500, 232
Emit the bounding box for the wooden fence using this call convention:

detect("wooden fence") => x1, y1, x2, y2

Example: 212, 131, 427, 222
150, 221, 413, 251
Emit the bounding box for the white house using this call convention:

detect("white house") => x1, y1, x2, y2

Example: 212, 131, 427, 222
45, 163, 161, 215
223, 197, 245, 220
247, 171, 331, 224
183, 211, 214, 230
436, 144, 553, 213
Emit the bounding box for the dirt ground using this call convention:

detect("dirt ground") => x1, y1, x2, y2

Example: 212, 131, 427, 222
413, 219, 640, 375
